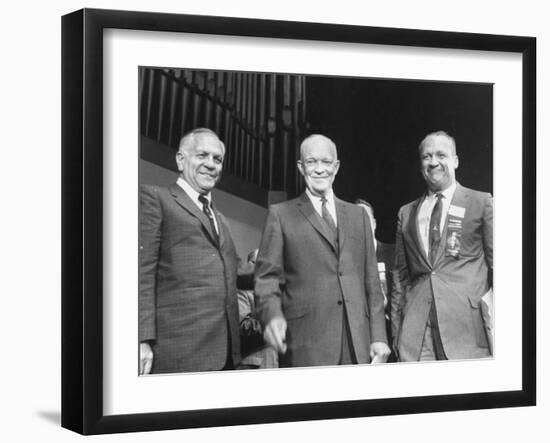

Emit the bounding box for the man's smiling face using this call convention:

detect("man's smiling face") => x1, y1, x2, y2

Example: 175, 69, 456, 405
176, 133, 224, 194
419, 134, 458, 192
297, 135, 340, 197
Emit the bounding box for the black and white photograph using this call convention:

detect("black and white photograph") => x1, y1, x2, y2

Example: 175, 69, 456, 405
3, 0, 549, 441
138, 67, 494, 375
50, 2, 541, 439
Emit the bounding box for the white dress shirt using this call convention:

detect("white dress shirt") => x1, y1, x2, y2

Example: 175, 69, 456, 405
177, 177, 219, 233
417, 181, 456, 257
305, 188, 338, 227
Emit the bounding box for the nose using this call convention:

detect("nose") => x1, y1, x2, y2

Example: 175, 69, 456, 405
428, 155, 438, 166
313, 161, 327, 174
204, 155, 216, 169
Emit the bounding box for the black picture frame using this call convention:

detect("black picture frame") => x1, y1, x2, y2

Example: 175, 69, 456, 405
61, 8, 536, 435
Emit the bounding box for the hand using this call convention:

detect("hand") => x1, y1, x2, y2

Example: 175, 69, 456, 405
241, 315, 263, 337
263, 317, 287, 354
139, 342, 154, 375
370, 341, 391, 363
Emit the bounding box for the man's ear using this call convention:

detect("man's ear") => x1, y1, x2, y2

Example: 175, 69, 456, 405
333, 160, 341, 176
297, 160, 305, 177
176, 151, 185, 172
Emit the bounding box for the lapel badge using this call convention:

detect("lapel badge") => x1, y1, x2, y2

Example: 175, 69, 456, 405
445, 216, 463, 258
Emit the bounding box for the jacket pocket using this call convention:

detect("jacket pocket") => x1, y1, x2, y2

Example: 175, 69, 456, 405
468, 295, 489, 348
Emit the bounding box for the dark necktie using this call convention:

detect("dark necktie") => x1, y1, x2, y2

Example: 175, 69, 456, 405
428, 193, 443, 264
198, 195, 219, 245
320, 197, 337, 233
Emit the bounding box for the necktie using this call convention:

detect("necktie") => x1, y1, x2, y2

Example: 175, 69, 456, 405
320, 197, 337, 233
198, 195, 219, 245
428, 193, 443, 264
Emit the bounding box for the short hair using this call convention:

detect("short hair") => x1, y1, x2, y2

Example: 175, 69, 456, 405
178, 128, 225, 154
299, 134, 338, 160
418, 130, 456, 156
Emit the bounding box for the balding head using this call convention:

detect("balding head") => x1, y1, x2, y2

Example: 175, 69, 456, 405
418, 131, 456, 156
178, 127, 225, 156
300, 134, 338, 162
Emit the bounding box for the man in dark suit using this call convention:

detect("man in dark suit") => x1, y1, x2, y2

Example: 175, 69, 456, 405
254, 134, 390, 368
391, 131, 493, 361
139, 128, 241, 374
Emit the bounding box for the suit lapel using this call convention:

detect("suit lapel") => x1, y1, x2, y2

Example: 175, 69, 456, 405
407, 195, 430, 267
169, 184, 219, 248
211, 203, 227, 250
295, 193, 338, 253
335, 198, 348, 254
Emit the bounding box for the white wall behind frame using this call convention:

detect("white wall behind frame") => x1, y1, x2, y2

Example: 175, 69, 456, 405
1, 1, 545, 443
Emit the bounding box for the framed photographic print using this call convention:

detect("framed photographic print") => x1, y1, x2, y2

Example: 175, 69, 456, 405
61, 8, 536, 435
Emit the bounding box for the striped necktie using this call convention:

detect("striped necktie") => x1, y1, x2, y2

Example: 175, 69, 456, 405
320, 196, 337, 233
428, 193, 443, 264
198, 195, 219, 245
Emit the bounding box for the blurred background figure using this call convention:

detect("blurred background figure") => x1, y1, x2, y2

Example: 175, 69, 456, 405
237, 249, 278, 369
355, 198, 396, 362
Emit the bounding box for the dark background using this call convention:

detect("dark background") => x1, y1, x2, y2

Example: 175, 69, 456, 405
139, 67, 493, 245
307, 76, 493, 243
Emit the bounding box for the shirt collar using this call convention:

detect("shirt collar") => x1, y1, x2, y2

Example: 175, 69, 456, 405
306, 188, 335, 205
177, 177, 211, 207
428, 181, 456, 201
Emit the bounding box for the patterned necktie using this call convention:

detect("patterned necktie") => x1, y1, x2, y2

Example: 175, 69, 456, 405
320, 196, 337, 233
198, 195, 219, 245
429, 193, 443, 264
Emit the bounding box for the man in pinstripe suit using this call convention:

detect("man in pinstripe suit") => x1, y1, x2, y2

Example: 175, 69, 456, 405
139, 128, 242, 374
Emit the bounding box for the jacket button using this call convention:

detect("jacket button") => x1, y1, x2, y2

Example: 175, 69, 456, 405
337, 300, 343, 305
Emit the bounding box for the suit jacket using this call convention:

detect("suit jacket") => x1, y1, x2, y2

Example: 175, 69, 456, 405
254, 193, 387, 367
391, 183, 493, 361
139, 184, 241, 373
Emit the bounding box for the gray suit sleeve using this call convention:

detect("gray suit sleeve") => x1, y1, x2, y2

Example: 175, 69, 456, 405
139, 185, 162, 343
362, 210, 388, 344
390, 206, 409, 343
254, 206, 285, 327
482, 193, 493, 273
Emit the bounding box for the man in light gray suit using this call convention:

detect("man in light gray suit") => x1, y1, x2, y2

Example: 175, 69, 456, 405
254, 134, 390, 368
391, 131, 493, 361
139, 128, 241, 374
